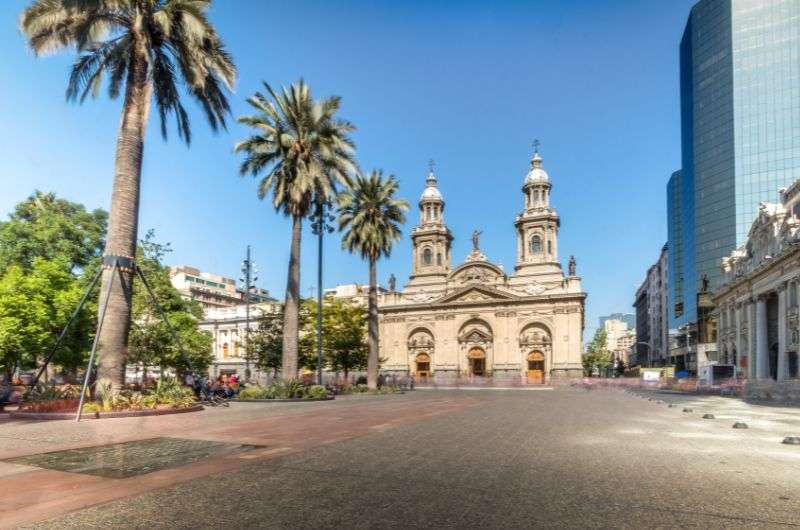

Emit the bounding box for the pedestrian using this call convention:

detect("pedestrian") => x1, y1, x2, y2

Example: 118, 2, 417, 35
378, 373, 386, 388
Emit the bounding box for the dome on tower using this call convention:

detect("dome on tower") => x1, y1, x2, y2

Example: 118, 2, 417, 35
524, 152, 549, 184
420, 171, 443, 201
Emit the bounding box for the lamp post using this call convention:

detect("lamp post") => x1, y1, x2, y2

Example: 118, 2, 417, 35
240, 246, 258, 382
310, 201, 336, 386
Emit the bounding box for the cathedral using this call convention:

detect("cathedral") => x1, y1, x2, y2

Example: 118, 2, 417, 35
378, 149, 586, 382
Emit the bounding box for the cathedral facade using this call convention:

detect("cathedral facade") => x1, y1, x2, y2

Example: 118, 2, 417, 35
378, 150, 586, 382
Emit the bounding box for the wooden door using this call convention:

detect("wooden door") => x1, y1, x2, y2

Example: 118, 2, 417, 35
527, 352, 545, 384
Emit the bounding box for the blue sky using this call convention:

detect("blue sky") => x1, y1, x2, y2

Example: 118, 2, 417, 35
0, 0, 696, 342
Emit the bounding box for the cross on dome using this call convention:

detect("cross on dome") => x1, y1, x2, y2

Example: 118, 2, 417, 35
421, 159, 443, 201
525, 142, 549, 184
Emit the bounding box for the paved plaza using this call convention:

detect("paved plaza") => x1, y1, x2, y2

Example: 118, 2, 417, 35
2, 387, 800, 529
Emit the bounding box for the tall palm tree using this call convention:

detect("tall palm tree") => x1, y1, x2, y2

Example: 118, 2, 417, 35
21, 0, 236, 389
338, 171, 408, 389
236, 80, 356, 380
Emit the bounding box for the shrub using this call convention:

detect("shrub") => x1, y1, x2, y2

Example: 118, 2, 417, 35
81, 402, 102, 414
24, 384, 82, 402
273, 379, 306, 399
239, 385, 270, 400
239, 381, 328, 400
306, 385, 327, 399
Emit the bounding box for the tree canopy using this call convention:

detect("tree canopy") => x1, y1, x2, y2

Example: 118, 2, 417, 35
0, 259, 92, 379
0, 190, 106, 274
583, 328, 612, 376
128, 231, 213, 376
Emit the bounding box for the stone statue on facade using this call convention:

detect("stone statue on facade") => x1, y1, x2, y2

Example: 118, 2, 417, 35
568, 255, 576, 276
472, 230, 482, 251
388, 273, 396, 292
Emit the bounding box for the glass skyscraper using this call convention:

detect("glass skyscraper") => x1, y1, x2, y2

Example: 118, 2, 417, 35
669, 0, 800, 330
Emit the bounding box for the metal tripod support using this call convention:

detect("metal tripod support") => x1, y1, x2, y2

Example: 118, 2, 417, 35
75, 257, 120, 421
28, 254, 198, 422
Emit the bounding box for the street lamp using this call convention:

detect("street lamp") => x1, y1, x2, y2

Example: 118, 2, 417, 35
310, 201, 336, 386
240, 245, 258, 382
632, 341, 652, 368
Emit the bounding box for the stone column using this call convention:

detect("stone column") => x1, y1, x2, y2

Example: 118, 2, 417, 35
778, 284, 788, 382
756, 295, 768, 380
735, 302, 745, 374
747, 298, 756, 380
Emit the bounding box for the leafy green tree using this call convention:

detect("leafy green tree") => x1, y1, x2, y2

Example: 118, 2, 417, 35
21, 0, 237, 390
0, 259, 91, 380
128, 231, 212, 379
249, 310, 284, 377
235, 80, 356, 380
338, 171, 408, 388
583, 328, 612, 377
302, 297, 368, 379
0, 191, 106, 274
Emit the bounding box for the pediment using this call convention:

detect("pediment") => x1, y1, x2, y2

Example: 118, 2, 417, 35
437, 285, 516, 304
449, 261, 506, 285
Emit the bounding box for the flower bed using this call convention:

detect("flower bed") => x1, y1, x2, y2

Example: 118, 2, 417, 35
334, 384, 403, 396
234, 397, 334, 403
236, 380, 331, 401
11, 404, 204, 420
17, 377, 199, 419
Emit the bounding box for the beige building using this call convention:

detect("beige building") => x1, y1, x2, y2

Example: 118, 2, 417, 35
170, 266, 243, 309
714, 180, 800, 381
200, 302, 282, 378
603, 318, 635, 363
170, 265, 275, 310
378, 150, 586, 383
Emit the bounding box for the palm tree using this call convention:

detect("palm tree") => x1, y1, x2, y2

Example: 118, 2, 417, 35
235, 80, 356, 380
338, 171, 408, 389
20, 0, 236, 389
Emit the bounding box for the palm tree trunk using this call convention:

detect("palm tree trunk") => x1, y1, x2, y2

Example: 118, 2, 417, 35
281, 214, 302, 379
95, 39, 152, 391
367, 258, 379, 389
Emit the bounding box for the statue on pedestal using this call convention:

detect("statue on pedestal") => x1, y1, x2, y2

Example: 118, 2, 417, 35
472, 230, 482, 251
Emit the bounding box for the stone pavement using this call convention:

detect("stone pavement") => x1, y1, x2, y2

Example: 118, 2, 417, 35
623, 386, 800, 438
3, 388, 800, 528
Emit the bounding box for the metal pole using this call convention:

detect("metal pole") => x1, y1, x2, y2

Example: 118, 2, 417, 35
245, 245, 251, 382
135, 265, 196, 375
316, 202, 324, 386
32, 266, 103, 387
75, 261, 117, 422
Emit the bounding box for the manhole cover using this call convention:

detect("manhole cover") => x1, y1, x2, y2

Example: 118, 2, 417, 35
3, 437, 263, 478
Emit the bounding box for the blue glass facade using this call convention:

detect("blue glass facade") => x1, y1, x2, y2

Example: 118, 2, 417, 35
667, 170, 693, 328
732, 0, 800, 243
669, 0, 800, 330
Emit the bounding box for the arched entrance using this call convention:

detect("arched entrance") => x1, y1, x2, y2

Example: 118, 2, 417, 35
527, 351, 545, 384
468, 347, 486, 376
415, 353, 431, 379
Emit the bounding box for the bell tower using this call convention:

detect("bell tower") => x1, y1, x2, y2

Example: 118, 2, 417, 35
514, 148, 562, 276
407, 164, 453, 291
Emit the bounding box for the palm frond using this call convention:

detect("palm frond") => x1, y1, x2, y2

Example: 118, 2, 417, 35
235, 79, 357, 219
337, 170, 409, 263
20, 0, 236, 145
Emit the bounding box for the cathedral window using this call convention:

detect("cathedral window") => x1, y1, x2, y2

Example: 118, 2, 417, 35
547, 240, 552, 254
534, 190, 539, 203
531, 235, 542, 254
423, 247, 433, 265
437, 253, 442, 265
